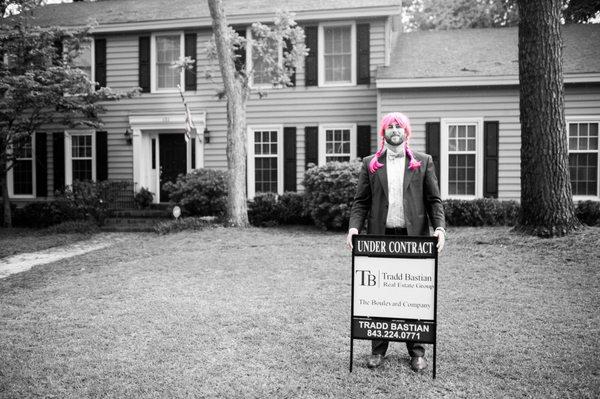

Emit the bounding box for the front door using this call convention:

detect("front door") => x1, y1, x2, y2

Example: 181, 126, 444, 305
159, 133, 187, 202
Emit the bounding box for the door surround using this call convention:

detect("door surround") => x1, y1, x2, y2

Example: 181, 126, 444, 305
129, 110, 206, 203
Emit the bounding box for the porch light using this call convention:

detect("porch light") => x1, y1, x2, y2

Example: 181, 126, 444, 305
204, 127, 210, 144
124, 127, 133, 145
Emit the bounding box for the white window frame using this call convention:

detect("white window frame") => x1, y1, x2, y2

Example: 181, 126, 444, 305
7, 134, 36, 199
440, 118, 484, 200
318, 21, 357, 87
151, 31, 185, 93
247, 28, 283, 89
65, 130, 96, 186
318, 124, 357, 166
247, 125, 284, 199
566, 116, 600, 201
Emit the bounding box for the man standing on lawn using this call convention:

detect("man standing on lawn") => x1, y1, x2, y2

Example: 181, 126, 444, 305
346, 112, 446, 372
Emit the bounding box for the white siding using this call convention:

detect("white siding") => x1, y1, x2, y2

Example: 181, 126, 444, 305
379, 84, 600, 201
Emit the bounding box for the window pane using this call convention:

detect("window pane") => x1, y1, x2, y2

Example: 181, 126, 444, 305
467, 138, 476, 151
569, 123, 578, 137
255, 157, 278, 193
569, 153, 598, 196
449, 126, 457, 138
448, 139, 456, 151
323, 25, 351, 83
449, 154, 476, 195
156, 35, 180, 89
590, 123, 598, 137
580, 123, 588, 137
467, 125, 475, 138
73, 159, 92, 181
72, 44, 92, 79
458, 125, 466, 137
13, 159, 33, 195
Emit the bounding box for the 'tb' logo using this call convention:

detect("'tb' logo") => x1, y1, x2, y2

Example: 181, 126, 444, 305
356, 270, 376, 286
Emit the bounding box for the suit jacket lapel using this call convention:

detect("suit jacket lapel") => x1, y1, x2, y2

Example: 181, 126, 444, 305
404, 156, 416, 192
376, 153, 388, 199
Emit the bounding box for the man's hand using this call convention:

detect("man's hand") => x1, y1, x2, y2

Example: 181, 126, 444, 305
346, 228, 359, 250
433, 228, 445, 253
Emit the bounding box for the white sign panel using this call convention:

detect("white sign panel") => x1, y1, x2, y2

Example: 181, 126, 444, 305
353, 256, 435, 320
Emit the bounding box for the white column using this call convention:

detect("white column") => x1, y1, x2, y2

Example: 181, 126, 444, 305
132, 128, 143, 193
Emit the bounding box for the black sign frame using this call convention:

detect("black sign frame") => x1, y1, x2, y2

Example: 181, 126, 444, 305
350, 234, 438, 378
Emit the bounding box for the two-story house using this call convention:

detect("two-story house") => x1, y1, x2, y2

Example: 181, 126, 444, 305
8, 0, 401, 204
7, 0, 600, 205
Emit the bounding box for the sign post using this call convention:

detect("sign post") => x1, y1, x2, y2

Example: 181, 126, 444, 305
350, 234, 438, 378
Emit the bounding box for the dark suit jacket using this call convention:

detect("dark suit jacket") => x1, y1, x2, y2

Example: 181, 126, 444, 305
349, 150, 445, 236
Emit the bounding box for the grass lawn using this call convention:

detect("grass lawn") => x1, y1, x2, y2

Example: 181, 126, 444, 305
0, 225, 599, 398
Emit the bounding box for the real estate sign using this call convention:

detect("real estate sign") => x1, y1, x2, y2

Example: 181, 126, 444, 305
350, 235, 438, 377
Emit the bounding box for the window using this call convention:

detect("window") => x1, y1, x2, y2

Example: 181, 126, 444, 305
567, 119, 599, 198
318, 22, 356, 86
72, 134, 93, 181
151, 32, 184, 92
71, 40, 94, 81
441, 118, 483, 199
318, 124, 357, 165
12, 135, 34, 196
247, 126, 283, 198
247, 28, 282, 87
65, 131, 96, 186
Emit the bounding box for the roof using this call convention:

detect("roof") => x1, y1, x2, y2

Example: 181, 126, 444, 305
22, 0, 401, 31
377, 24, 600, 87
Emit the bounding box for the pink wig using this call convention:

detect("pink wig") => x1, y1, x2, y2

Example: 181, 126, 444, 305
368, 112, 422, 174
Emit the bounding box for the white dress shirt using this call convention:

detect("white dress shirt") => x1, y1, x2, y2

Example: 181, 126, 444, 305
385, 144, 406, 228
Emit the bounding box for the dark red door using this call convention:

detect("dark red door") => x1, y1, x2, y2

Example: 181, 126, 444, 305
159, 134, 186, 202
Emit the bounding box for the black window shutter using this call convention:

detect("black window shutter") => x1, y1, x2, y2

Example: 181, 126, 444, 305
484, 121, 499, 198
425, 122, 441, 189
234, 29, 246, 74
356, 23, 370, 85
304, 126, 318, 169
94, 38, 107, 89
184, 33, 197, 91
35, 132, 47, 197
283, 38, 296, 87
304, 26, 318, 86
139, 36, 151, 92
284, 127, 297, 191
357, 125, 371, 159
53, 132, 65, 192
96, 131, 108, 182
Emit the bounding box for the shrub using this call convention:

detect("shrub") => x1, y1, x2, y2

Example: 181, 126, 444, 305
248, 193, 279, 227
134, 187, 154, 209
248, 192, 311, 227
56, 180, 115, 225
443, 198, 520, 226
277, 192, 311, 225
303, 161, 362, 230
46, 220, 100, 234
154, 217, 214, 235
13, 200, 82, 228
162, 169, 228, 217
576, 200, 600, 226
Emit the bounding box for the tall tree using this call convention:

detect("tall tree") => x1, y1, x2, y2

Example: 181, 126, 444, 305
206, 0, 306, 227
1, 1, 137, 227
402, 0, 600, 31
517, 0, 580, 237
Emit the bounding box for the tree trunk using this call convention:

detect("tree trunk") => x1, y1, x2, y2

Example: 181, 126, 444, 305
1, 166, 12, 228
208, 0, 249, 227
517, 0, 580, 237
